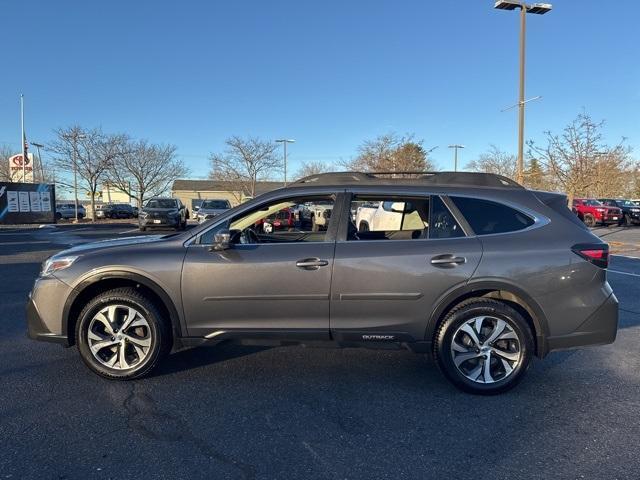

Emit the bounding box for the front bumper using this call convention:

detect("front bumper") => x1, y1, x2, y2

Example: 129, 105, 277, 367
139, 215, 180, 227
546, 292, 618, 352
26, 275, 74, 346
26, 297, 69, 345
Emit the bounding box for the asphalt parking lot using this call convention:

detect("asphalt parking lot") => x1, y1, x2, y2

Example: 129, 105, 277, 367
1, 223, 639, 480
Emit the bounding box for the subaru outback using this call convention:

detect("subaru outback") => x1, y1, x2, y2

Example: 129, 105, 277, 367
27, 172, 618, 394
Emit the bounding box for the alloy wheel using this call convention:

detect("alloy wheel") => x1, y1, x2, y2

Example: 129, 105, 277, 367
450, 316, 522, 384
87, 304, 153, 370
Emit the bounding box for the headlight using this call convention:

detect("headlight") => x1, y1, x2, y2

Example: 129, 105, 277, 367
41, 256, 79, 277
596, 208, 606, 212
631, 209, 640, 212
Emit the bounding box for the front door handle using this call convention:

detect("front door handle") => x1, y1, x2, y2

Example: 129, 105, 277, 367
430, 254, 466, 268
296, 258, 329, 270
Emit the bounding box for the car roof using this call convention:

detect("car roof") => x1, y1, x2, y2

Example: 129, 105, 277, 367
290, 171, 524, 190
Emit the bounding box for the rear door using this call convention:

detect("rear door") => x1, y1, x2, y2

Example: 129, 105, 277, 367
330, 191, 482, 342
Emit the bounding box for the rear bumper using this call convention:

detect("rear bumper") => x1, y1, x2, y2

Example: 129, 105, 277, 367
546, 292, 618, 353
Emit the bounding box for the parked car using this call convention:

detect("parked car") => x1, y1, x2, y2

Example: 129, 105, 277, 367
132, 206, 139, 218
138, 197, 188, 231
56, 203, 86, 220
597, 198, 640, 226
28, 172, 618, 394
257, 207, 295, 232
572, 198, 622, 227
195, 199, 231, 224
95, 203, 135, 219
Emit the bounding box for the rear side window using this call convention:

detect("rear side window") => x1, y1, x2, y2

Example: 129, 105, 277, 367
430, 196, 464, 239
451, 197, 534, 235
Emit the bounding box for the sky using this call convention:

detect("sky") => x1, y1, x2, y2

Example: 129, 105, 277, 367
1, 0, 638, 181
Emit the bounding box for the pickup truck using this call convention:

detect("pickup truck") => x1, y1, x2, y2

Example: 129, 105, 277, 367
598, 198, 640, 226
355, 200, 425, 232
572, 198, 622, 227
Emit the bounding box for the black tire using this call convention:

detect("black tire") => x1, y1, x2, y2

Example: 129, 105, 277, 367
55, 212, 62, 220
139, 226, 146, 232
620, 214, 630, 227
583, 213, 596, 228
434, 298, 534, 395
76, 287, 171, 380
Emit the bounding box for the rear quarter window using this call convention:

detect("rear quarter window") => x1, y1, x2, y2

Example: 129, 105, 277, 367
451, 196, 534, 235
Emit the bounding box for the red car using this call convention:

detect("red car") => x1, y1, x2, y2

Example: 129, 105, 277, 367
255, 208, 295, 232
572, 198, 622, 227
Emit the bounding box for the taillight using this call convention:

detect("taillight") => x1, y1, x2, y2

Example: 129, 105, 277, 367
572, 243, 609, 269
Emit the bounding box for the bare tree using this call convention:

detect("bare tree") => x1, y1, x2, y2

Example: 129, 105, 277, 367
107, 139, 187, 207
0, 144, 13, 182
342, 132, 435, 175
294, 160, 334, 180
48, 126, 120, 221
528, 113, 634, 203
209, 136, 282, 199
466, 145, 518, 180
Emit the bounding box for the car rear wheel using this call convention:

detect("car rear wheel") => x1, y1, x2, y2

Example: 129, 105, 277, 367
76, 288, 171, 380
434, 298, 533, 395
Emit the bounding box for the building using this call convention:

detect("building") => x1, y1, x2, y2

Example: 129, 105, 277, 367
171, 179, 285, 210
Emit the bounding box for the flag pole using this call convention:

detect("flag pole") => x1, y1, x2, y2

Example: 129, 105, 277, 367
20, 94, 27, 183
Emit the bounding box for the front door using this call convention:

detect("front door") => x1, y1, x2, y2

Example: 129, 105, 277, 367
181, 193, 342, 338
330, 193, 482, 342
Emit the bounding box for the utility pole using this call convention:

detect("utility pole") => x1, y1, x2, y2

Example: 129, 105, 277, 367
20, 95, 27, 182
448, 145, 465, 172
32, 142, 45, 182
275, 139, 295, 186
494, 1, 552, 184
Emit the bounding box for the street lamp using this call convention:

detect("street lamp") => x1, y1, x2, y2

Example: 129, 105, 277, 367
494, 1, 552, 184
448, 145, 465, 172
31, 142, 45, 182
62, 131, 87, 222
275, 139, 295, 186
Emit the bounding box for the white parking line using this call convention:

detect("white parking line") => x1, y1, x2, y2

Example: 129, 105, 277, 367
119, 228, 140, 234
612, 254, 640, 260
609, 270, 640, 278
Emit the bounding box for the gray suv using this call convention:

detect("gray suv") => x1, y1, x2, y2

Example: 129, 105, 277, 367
27, 172, 618, 394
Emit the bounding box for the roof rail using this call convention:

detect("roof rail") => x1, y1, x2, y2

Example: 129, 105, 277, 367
293, 171, 523, 189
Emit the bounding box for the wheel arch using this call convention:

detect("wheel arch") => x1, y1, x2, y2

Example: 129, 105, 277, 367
426, 280, 550, 357
63, 271, 182, 349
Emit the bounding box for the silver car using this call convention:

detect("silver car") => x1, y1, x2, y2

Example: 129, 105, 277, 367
196, 199, 231, 223
27, 172, 618, 394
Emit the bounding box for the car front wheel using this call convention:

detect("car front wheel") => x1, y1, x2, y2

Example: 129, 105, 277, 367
76, 287, 171, 380
434, 298, 533, 395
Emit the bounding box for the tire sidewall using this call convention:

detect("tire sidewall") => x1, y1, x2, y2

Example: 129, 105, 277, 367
76, 291, 165, 379
436, 302, 534, 395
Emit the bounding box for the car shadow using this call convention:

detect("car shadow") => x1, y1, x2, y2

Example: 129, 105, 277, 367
151, 343, 271, 377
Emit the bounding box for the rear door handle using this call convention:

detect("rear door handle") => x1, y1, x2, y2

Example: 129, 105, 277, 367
430, 254, 466, 267
296, 258, 329, 270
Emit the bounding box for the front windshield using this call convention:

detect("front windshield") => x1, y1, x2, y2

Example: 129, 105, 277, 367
583, 199, 602, 206
145, 199, 177, 209
202, 200, 230, 209
619, 200, 637, 207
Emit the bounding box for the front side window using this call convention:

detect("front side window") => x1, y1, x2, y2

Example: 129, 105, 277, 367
451, 196, 534, 235
199, 195, 335, 245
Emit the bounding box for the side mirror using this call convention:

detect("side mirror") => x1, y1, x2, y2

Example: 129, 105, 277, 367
211, 229, 231, 251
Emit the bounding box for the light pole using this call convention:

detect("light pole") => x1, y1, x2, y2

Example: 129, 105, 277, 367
448, 145, 465, 172
494, 1, 552, 184
62, 131, 86, 222
31, 142, 45, 182
275, 139, 295, 186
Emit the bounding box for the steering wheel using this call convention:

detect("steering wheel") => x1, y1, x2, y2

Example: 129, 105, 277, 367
239, 228, 260, 244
